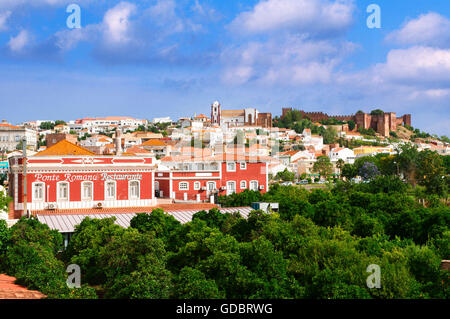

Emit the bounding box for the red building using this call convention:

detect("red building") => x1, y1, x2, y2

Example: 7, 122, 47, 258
156, 154, 269, 202
8, 140, 156, 219
7, 140, 269, 219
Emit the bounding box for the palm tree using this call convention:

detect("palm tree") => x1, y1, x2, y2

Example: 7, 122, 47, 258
336, 159, 345, 180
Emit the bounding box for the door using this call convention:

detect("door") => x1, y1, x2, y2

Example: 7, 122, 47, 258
227, 181, 236, 195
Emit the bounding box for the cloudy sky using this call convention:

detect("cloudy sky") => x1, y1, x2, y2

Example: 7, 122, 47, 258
0, 0, 449, 136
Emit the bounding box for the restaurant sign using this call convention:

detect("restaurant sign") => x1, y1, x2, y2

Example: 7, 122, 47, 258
34, 172, 143, 182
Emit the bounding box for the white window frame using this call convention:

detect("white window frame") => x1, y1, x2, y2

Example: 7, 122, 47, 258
250, 180, 259, 191
81, 182, 94, 201
240, 162, 247, 170
207, 181, 216, 192
227, 181, 236, 195
32, 182, 45, 202
105, 180, 116, 200
129, 180, 140, 200
226, 162, 236, 172
240, 180, 247, 190
179, 182, 189, 191
57, 182, 69, 202
194, 181, 201, 190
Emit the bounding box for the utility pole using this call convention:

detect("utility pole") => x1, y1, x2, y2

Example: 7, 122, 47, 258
22, 137, 28, 218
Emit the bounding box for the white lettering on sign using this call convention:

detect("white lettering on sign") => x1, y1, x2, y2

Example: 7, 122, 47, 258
34, 174, 60, 182
64, 173, 98, 182
100, 173, 143, 181
34, 173, 143, 182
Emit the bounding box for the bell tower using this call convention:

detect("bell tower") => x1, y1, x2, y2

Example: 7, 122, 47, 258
211, 101, 221, 125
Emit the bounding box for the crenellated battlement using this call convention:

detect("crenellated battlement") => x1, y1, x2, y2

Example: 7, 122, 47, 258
281, 107, 412, 137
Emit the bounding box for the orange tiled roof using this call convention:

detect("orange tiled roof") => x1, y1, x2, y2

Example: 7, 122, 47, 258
126, 146, 152, 154
142, 139, 167, 146
0, 274, 46, 299
35, 140, 95, 156
0, 123, 19, 129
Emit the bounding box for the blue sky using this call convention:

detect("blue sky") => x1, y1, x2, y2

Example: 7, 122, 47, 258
0, 0, 449, 136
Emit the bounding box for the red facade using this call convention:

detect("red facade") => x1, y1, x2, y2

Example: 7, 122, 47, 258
156, 160, 268, 202
8, 156, 156, 219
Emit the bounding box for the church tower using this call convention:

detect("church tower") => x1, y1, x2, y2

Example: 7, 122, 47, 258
211, 101, 221, 125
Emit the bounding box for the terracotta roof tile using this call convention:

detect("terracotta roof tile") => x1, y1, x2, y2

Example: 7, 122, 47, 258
0, 274, 46, 299
35, 140, 95, 156
142, 139, 167, 146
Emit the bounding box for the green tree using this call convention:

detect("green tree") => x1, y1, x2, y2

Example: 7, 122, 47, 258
64, 217, 126, 285
347, 120, 356, 131
173, 267, 224, 299
100, 228, 173, 299
416, 150, 447, 196
395, 144, 419, 186
39, 122, 55, 130
276, 168, 295, 182
313, 156, 333, 177
130, 208, 184, 251
322, 126, 337, 144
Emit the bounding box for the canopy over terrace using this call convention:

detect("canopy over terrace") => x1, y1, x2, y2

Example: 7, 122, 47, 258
37, 206, 254, 234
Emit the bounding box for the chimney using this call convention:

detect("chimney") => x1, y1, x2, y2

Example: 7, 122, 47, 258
115, 128, 123, 156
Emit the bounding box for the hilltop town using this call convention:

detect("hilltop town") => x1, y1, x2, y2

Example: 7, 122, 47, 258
1, 102, 448, 186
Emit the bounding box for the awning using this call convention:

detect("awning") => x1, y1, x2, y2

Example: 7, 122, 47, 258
37, 207, 254, 233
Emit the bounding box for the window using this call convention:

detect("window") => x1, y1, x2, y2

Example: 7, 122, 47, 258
240, 181, 247, 189
240, 162, 247, 170
227, 181, 236, 195
81, 182, 93, 201
207, 182, 216, 192
129, 181, 140, 199
33, 183, 44, 202
105, 181, 116, 200
227, 162, 236, 172
250, 180, 259, 191
57, 182, 69, 201
194, 181, 201, 190
179, 182, 189, 191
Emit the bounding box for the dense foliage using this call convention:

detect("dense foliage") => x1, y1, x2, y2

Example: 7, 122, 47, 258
0, 217, 97, 298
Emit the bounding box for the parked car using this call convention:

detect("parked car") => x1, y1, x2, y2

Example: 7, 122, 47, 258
280, 181, 293, 186
296, 180, 308, 185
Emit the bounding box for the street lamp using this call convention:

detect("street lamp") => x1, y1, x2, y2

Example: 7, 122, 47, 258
22, 137, 28, 218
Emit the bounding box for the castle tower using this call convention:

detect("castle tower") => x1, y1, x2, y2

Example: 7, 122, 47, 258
211, 101, 221, 125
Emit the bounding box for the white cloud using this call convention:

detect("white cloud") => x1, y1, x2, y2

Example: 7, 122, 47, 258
228, 0, 354, 37
378, 46, 450, 86
102, 1, 137, 44
386, 12, 450, 47
7, 30, 29, 53
0, 0, 95, 9
0, 10, 10, 31
221, 35, 356, 85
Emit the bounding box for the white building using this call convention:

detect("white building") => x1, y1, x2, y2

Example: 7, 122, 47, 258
0, 122, 37, 152
152, 117, 172, 124
329, 147, 355, 164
